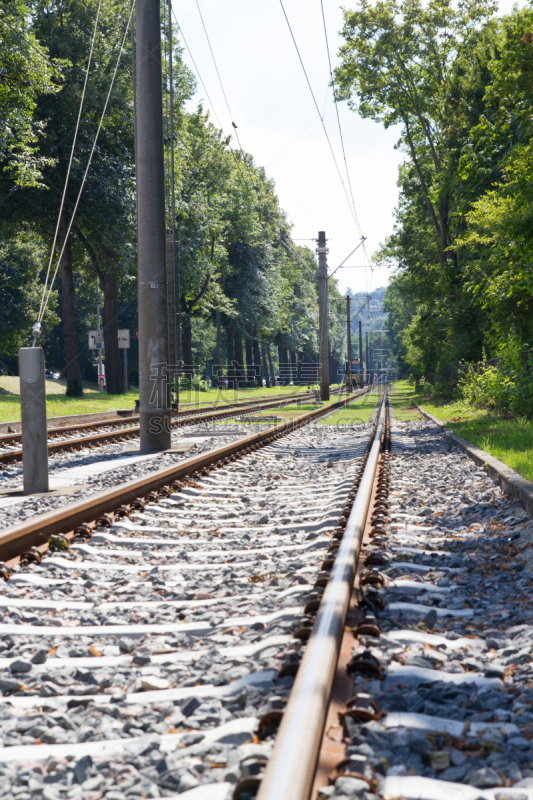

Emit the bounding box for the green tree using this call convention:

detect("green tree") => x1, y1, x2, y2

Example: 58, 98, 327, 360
0, 0, 58, 186
0, 233, 58, 370
456, 6, 533, 348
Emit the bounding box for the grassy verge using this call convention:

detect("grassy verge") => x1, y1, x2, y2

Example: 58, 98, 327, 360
221, 390, 379, 426
0, 378, 342, 424
0, 377, 140, 423
393, 378, 533, 483
319, 390, 381, 425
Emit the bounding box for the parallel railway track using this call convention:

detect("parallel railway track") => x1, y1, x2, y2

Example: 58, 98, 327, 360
0, 388, 345, 468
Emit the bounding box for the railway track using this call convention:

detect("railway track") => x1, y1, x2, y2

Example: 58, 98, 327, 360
3, 390, 525, 800
0, 387, 384, 800
0, 390, 316, 444
278, 394, 533, 800
0, 388, 345, 468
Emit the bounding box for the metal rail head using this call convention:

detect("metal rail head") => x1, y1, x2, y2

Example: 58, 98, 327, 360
0, 386, 372, 563
256, 396, 386, 800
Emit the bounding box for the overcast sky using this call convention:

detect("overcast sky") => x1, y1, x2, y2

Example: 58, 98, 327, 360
174, 0, 523, 300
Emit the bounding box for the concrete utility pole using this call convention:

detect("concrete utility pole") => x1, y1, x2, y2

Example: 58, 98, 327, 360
19, 348, 49, 495
166, 0, 179, 410
346, 295, 351, 392
317, 231, 329, 401
166, 241, 178, 378
365, 332, 369, 387
136, 0, 171, 450
358, 321, 363, 389
96, 290, 103, 392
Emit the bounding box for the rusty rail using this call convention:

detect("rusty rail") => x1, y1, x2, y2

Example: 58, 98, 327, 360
256, 393, 387, 800
0, 387, 374, 563
0, 389, 342, 467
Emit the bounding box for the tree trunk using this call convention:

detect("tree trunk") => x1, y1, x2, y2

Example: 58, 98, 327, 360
59, 213, 83, 396
280, 345, 290, 384
234, 332, 245, 389
277, 344, 285, 384
101, 271, 124, 395
245, 336, 254, 387
252, 338, 262, 388
267, 343, 275, 387
226, 323, 235, 388
298, 351, 304, 384
216, 308, 222, 387
182, 311, 193, 377
290, 351, 297, 384
261, 344, 271, 388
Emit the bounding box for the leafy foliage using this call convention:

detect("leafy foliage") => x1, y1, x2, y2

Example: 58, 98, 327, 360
338, 0, 533, 409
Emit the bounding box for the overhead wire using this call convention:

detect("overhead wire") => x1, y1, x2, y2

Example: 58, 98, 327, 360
329, 239, 365, 278
319, 0, 364, 240
171, 7, 225, 132
37, 2, 135, 326
278, 0, 361, 237
1, 13, 53, 64
265, 103, 334, 169
193, 0, 251, 173
36, 0, 103, 330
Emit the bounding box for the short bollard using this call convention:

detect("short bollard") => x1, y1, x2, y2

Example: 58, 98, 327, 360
19, 347, 49, 495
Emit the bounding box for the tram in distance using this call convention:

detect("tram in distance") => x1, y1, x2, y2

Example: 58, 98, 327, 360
345, 359, 366, 386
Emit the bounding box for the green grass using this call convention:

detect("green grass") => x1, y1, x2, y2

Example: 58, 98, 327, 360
394, 378, 533, 483
0, 378, 343, 424
389, 380, 428, 421
319, 390, 379, 425
0, 376, 139, 422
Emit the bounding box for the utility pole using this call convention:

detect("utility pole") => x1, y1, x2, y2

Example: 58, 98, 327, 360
96, 288, 103, 392
358, 320, 363, 390
317, 231, 329, 401
346, 295, 351, 393
136, 0, 171, 450
166, 0, 179, 410
365, 332, 369, 387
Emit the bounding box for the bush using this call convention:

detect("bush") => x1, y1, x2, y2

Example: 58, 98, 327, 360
178, 375, 209, 392
459, 342, 533, 417
422, 376, 457, 403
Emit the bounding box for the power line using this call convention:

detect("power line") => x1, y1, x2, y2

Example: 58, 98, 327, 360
278, 0, 361, 236
265, 105, 332, 169
37, 2, 135, 327
194, 0, 249, 167
0, 13, 52, 64
319, 0, 364, 239
171, 8, 225, 133
173, 2, 254, 188
329, 239, 366, 278
37, 0, 103, 329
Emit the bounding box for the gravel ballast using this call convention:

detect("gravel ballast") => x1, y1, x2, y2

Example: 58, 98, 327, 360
0, 420, 373, 800
324, 418, 533, 800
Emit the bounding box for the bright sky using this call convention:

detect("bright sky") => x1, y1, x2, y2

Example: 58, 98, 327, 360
174, 0, 522, 299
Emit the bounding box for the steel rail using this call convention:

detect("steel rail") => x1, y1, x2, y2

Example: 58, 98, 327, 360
0, 387, 374, 563
0, 388, 334, 448
0, 390, 343, 467
256, 394, 386, 800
